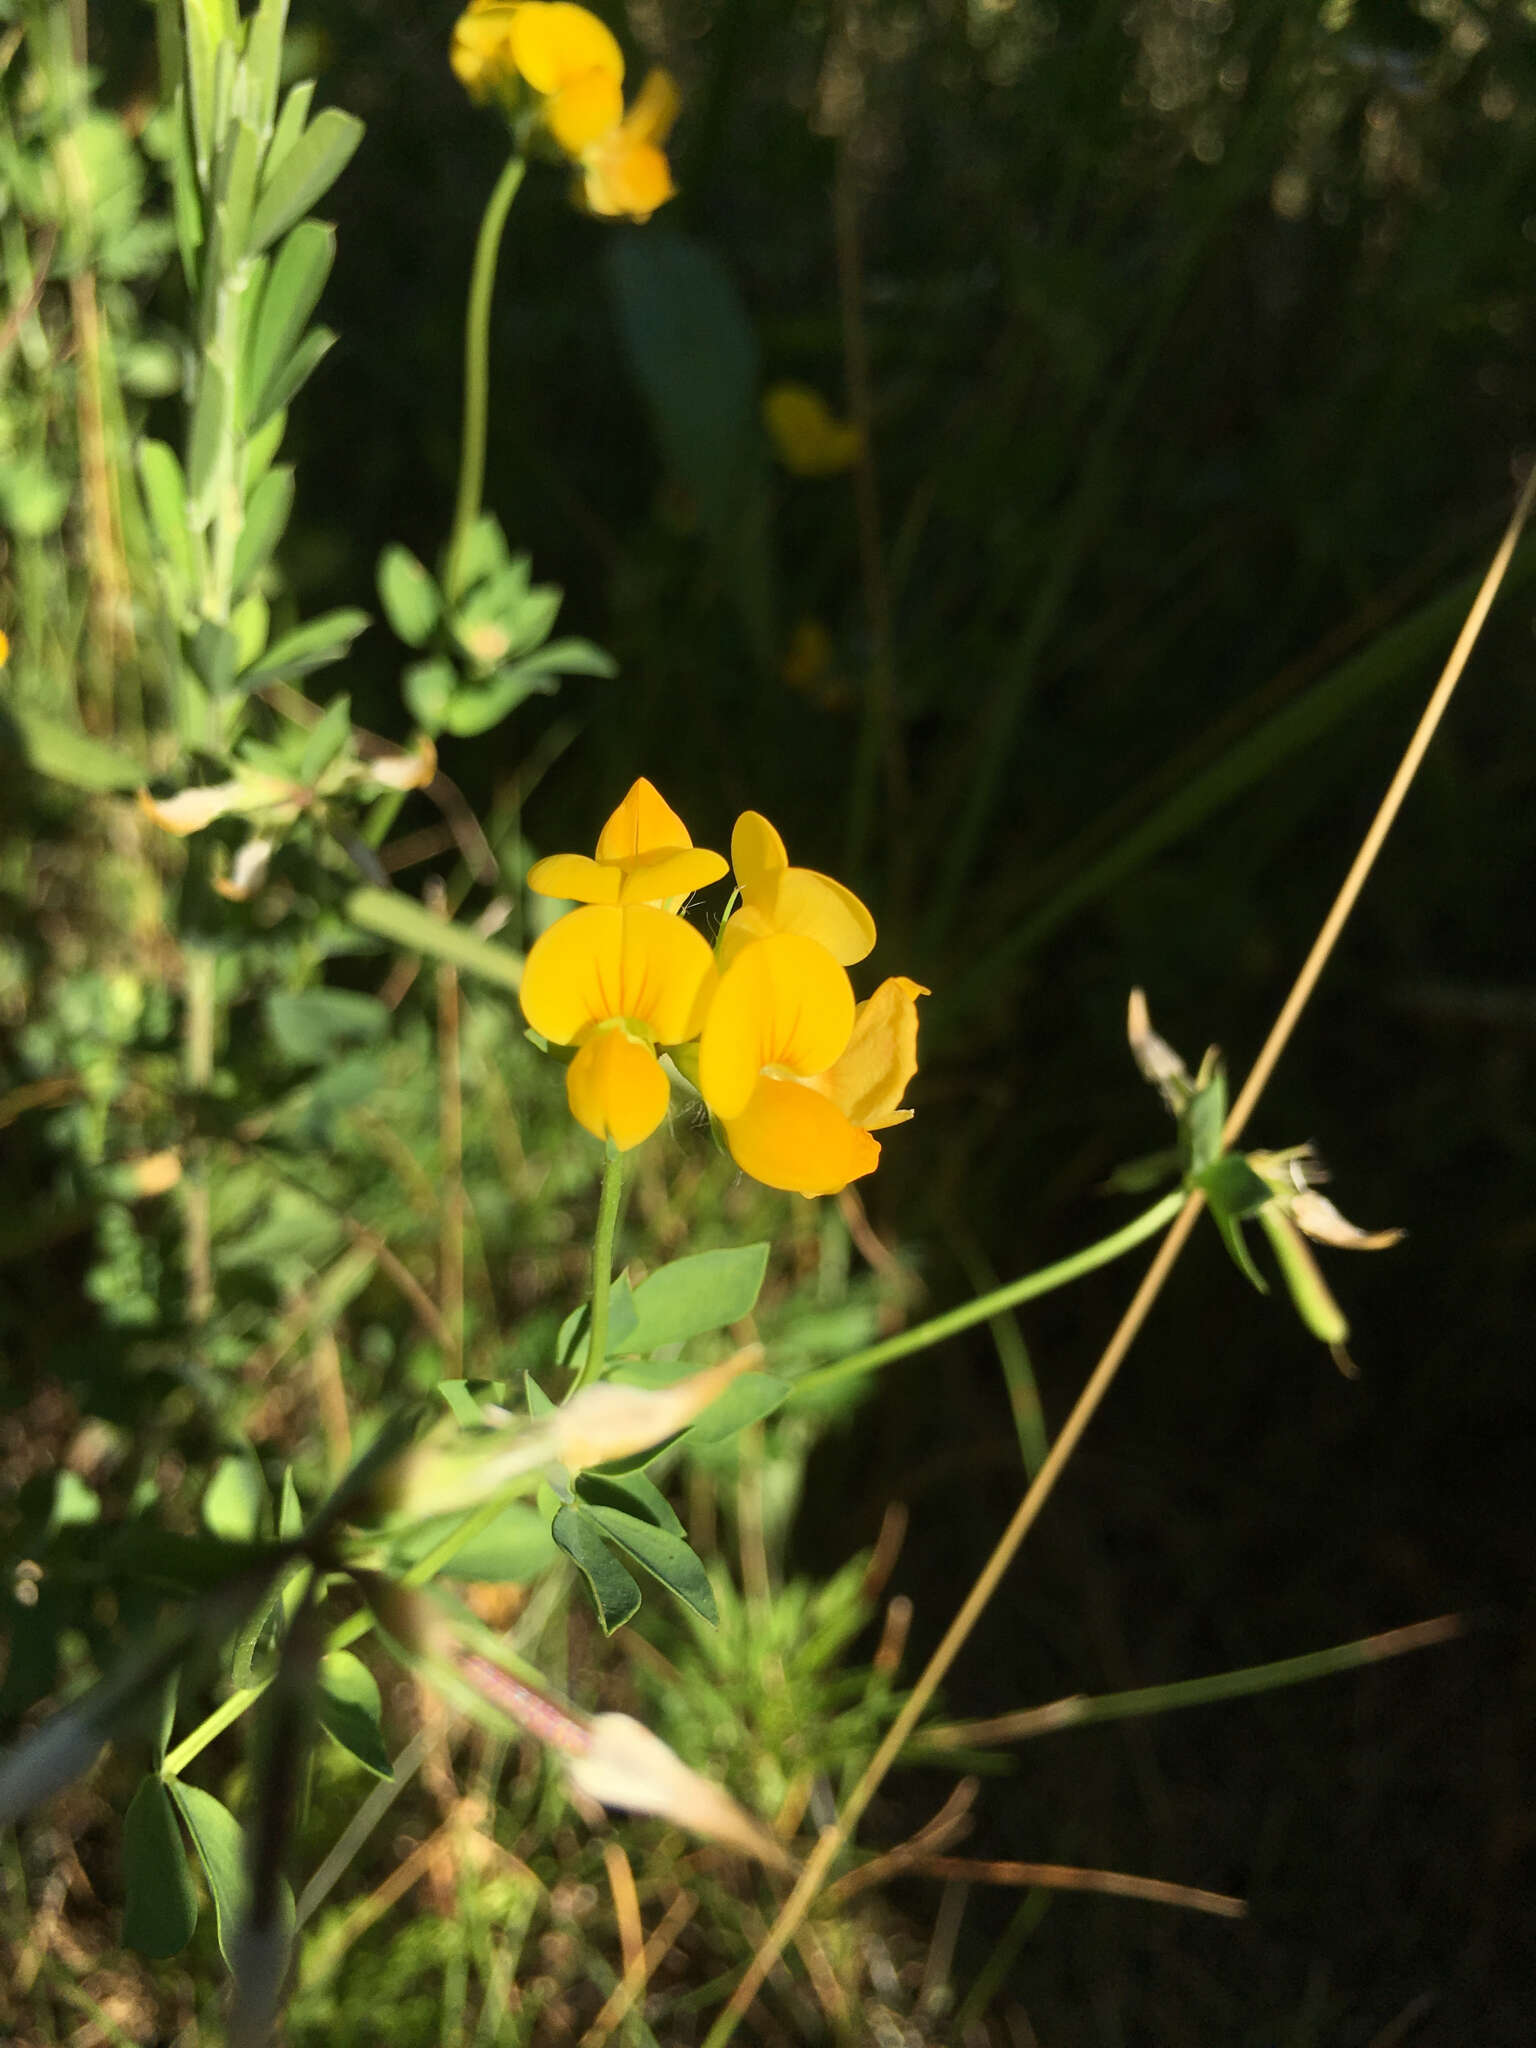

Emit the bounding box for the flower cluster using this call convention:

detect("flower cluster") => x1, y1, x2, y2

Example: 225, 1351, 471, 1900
450, 1, 678, 221
520, 779, 926, 1195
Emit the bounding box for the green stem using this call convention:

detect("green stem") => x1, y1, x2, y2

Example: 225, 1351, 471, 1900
569, 1150, 625, 1399
445, 152, 526, 601
795, 1189, 1186, 1396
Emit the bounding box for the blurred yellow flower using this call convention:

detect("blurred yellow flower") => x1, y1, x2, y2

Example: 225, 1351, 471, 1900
450, 1, 678, 221
528, 776, 726, 908
520, 903, 717, 1149
763, 383, 863, 477
0, 628, 10, 666
578, 68, 679, 221
698, 933, 924, 1196
718, 811, 875, 970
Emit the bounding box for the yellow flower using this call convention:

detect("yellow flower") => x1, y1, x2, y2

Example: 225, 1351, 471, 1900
718, 811, 875, 970
0, 628, 10, 666
578, 68, 679, 221
520, 903, 717, 1149
527, 777, 726, 908
449, 2, 678, 221
698, 934, 924, 1196
763, 383, 863, 477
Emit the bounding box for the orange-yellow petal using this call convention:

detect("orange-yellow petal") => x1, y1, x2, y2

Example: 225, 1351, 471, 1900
521, 904, 716, 1045
723, 1076, 879, 1197
508, 2, 624, 92
566, 1028, 670, 1149
818, 976, 927, 1130
582, 135, 675, 221
527, 852, 622, 904
620, 67, 680, 149
546, 67, 624, 152
697, 934, 855, 1122
596, 778, 694, 861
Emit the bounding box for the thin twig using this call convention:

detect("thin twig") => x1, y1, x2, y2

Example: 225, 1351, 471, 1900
884, 1857, 1247, 1921
579, 1888, 696, 2048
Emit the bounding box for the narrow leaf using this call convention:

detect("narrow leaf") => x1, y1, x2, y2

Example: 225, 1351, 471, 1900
377, 544, 441, 647
166, 1781, 246, 1964
345, 888, 523, 993
251, 323, 337, 427
123, 1776, 198, 1958
584, 1505, 718, 1626
185, 356, 233, 528
9, 711, 146, 792
138, 439, 197, 600
575, 1469, 684, 1538
316, 1651, 391, 1778
238, 606, 368, 686
248, 107, 364, 254
244, 220, 336, 429
552, 1506, 641, 1634
264, 79, 315, 187
231, 463, 294, 596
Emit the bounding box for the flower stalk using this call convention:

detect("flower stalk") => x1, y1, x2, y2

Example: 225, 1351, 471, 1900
446, 151, 526, 602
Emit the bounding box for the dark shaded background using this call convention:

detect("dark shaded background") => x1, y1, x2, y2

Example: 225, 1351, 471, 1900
61, 0, 1536, 2037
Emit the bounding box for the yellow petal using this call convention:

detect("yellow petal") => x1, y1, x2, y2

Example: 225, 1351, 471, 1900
730, 811, 787, 898
546, 67, 624, 152
724, 1076, 879, 1197
582, 136, 675, 221
613, 846, 727, 903
767, 866, 876, 964
508, 2, 624, 93
624, 68, 680, 148
596, 777, 693, 860
697, 934, 854, 1121
728, 811, 875, 963
527, 852, 621, 903
520, 904, 716, 1044
566, 1028, 670, 1149
819, 976, 926, 1129
450, 6, 520, 96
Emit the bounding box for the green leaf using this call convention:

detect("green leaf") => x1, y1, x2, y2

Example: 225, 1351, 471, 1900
402, 656, 456, 732
575, 1469, 684, 1538
392, 1500, 557, 1582
244, 220, 336, 430
1195, 1152, 1273, 1221
317, 1651, 391, 1777
377, 545, 441, 647
242, 0, 289, 137
439, 667, 559, 737
584, 1506, 717, 1627
248, 107, 365, 255
345, 888, 524, 993
277, 1468, 304, 1541
123, 1776, 198, 1958
138, 440, 197, 601
1208, 1205, 1267, 1295
8, 710, 146, 792
1181, 1070, 1228, 1178
186, 356, 233, 529
217, 118, 263, 262
684, 1371, 790, 1444
265, 987, 386, 1063
297, 691, 353, 784
231, 463, 294, 595
556, 1275, 637, 1373
239, 606, 368, 686
254, 323, 338, 429
622, 1245, 770, 1356
264, 80, 315, 188
437, 1379, 489, 1426
1256, 1208, 1350, 1348
446, 512, 509, 597
551, 1506, 641, 1634
505, 637, 618, 682
182, 0, 218, 174
166, 1781, 246, 1964
202, 1455, 266, 1540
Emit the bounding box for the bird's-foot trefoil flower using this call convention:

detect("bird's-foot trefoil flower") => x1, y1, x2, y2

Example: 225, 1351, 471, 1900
520, 903, 717, 1149
698, 933, 925, 1196
718, 811, 876, 970
527, 776, 726, 909
449, 1, 679, 222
